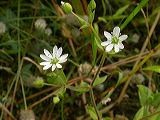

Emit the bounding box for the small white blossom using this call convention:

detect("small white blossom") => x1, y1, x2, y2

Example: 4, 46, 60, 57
45, 27, 52, 36
101, 26, 128, 53
40, 45, 68, 71
0, 22, 6, 35
61, 1, 65, 5
101, 98, 111, 105
35, 18, 47, 30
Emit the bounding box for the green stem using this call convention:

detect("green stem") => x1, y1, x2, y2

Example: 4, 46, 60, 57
89, 52, 106, 120
20, 76, 27, 110
68, 58, 79, 67
43, 83, 59, 87
71, 12, 88, 26
90, 25, 103, 50
91, 53, 106, 86
61, 97, 64, 120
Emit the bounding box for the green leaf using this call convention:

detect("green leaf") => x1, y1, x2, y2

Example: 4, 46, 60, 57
93, 75, 107, 87
87, 0, 96, 23
133, 107, 145, 120
115, 72, 124, 87
143, 65, 160, 73
47, 70, 67, 85
54, 86, 66, 97
150, 93, 160, 107
79, 24, 89, 29
138, 85, 153, 106
91, 32, 97, 65
75, 14, 88, 26
114, 4, 129, 16
68, 82, 90, 93
120, 0, 149, 30
86, 105, 98, 120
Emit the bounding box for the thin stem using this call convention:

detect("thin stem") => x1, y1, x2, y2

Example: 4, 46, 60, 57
61, 97, 64, 120
91, 53, 106, 86
20, 76, 27, 110
43, 83, 59, 87
68, 58, 79, 67
71, 12, 88, 26
89, 52, 106, 120
0, 103, 16, 120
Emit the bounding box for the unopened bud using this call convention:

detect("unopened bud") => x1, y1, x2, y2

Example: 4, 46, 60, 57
45, 27, 52, 36
61, 1, 73, 13
53, 96, 60, 104
33, 77, 44, 88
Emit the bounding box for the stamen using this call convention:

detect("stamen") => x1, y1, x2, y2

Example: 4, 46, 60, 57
51, 58, 59, 64
112, 36, 119, 44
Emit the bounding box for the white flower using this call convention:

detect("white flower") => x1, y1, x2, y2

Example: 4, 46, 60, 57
0, 22, 6, 34
45, 27, 52, 36
40, 46, 68, 71
101, 98, 111, 105
101, 26, 128, 53
61, 1, 65, 5
35, 18, 47, 30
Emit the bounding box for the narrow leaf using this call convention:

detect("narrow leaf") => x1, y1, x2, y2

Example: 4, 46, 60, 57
143, 65, 160, 73
120, 0, 149, 30
86, 105, 98, 120
68, 82, 90, 93
114, 4, 129, 16
93, 75, 107, 87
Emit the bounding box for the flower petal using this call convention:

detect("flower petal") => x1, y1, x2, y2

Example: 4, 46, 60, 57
53, 45, 58, 58
59, 58, 67, 63
112, 26, 120, 37
105, 44, 113, 52
44, 49, 52, 58
56, 47, 62, 58
40, 61, 50, 66
56, 63, 62, 68
52, 64, 56, 71
119, 35, 128, 41
40, 54, 51, 61
114, 44, 120, 53
104, 31, 112, 40
101, 41, 111, 46
43, 64, 52, 70
118, 42, 124, 49
59, 54, 68, 62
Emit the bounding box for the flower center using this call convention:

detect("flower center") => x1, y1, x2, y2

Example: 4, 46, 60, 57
112, 36, 119, 44
51, 58, 59, 64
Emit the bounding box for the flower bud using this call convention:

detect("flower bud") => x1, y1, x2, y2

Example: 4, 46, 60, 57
33, 77, 44, 88
53, 96, 60, 104
34, 18, 47, 30
45, 27, 52, 36
0, 22, 6, 35
61, 1, 73, 13
19, 110, 35, 120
